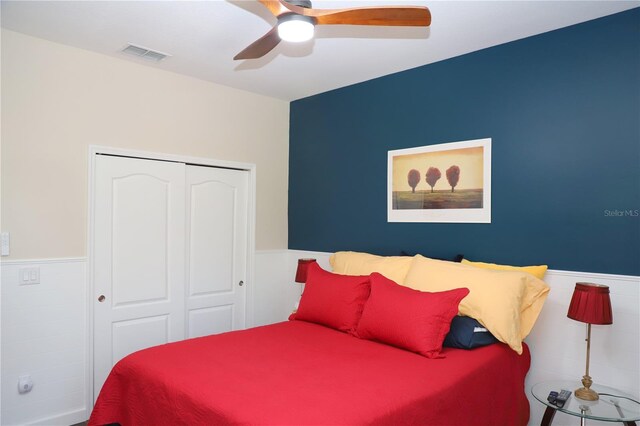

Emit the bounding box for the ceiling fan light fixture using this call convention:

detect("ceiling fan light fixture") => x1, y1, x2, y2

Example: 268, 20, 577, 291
234, 0, 431, 60
277, 14, 314, 43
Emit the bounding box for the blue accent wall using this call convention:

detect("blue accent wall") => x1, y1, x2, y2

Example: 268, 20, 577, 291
289, 9, 640, 276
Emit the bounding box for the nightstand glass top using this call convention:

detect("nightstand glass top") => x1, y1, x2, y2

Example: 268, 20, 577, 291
532, 381, 640, 422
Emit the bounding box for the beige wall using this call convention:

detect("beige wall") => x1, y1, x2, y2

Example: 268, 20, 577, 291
1, 29, 289, 259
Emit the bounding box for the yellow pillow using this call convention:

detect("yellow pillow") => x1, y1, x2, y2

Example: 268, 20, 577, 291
403, 255, 549, 354
461, 259, 548, 280
329, 251, 413, 284
462, 259, 549, 339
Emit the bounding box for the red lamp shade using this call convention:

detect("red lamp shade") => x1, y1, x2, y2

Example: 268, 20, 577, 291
567, 282, 613, 325
295, 258, 317, 283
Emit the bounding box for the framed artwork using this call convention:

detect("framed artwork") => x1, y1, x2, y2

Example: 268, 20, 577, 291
387, 138, 491, 223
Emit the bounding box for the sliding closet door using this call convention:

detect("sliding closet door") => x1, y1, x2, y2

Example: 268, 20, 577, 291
185, 165, 248, 338
93, 155, 186, 399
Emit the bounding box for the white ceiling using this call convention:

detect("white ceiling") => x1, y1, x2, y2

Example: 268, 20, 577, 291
1, 1, 638, 101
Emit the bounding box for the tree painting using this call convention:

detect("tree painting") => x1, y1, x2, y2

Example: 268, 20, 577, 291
392, 142, 486, 213
425, 167, 441, 193
407, 169, 420, 193
446, 165, 460, 193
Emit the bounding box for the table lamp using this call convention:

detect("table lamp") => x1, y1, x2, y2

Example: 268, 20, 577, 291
567, 282, 613, 401
295, 258, 316, 283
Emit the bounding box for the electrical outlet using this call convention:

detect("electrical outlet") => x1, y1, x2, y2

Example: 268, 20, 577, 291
18, 375, 33, 394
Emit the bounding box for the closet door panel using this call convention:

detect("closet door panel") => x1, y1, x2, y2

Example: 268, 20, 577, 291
186, 166, 248, 339
93, 155, 185, 400
112, 315, 169, 362
189, 181, 235, 295
188, 306, 233, 339
111, 174, 169, 305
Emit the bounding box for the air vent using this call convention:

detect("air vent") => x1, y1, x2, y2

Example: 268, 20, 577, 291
121, 43, 170, 62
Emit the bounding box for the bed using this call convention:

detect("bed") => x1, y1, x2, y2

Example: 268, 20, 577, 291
89, 320, 530, 425
90, 253, 548, 425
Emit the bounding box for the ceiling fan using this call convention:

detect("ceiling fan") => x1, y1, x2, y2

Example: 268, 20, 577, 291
234, 0, 431, 60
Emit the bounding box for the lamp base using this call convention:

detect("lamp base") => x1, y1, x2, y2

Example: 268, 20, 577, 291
575, 375, 599, 401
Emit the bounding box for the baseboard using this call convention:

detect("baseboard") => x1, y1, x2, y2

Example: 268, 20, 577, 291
28, 408, 87, 426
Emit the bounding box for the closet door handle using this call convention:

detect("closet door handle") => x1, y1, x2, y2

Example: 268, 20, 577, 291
238, 281, 244, 287
98, 295, 106, 302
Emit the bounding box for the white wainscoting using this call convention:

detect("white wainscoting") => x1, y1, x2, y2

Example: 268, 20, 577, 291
253, 250, 299, 326
1, 258, 87, 426
253, 250, 333, 326
1, 252, 638, 426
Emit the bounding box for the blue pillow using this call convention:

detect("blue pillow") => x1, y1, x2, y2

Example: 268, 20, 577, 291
444, 316, 499, 349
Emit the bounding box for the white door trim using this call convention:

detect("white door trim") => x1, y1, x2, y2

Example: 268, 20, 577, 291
86, 145, 257, 414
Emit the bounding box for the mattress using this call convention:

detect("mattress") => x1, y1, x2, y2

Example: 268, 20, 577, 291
89, 320, 530, 425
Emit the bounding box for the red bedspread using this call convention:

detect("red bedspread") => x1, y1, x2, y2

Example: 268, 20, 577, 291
90, 321, 530, 425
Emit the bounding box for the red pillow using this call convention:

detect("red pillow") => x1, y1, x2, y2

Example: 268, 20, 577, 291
292, 262, 370, 334
356, 273, 469, 358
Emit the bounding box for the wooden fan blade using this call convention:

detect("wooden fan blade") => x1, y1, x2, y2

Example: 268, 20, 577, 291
258, 0, 289, 17
234, 27, 281, 60
307, 6, 431, 27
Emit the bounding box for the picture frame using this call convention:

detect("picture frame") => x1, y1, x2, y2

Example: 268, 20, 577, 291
387, 138, 491, 223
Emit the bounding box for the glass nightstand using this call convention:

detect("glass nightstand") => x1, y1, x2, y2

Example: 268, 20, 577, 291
532, 381, 640, 426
